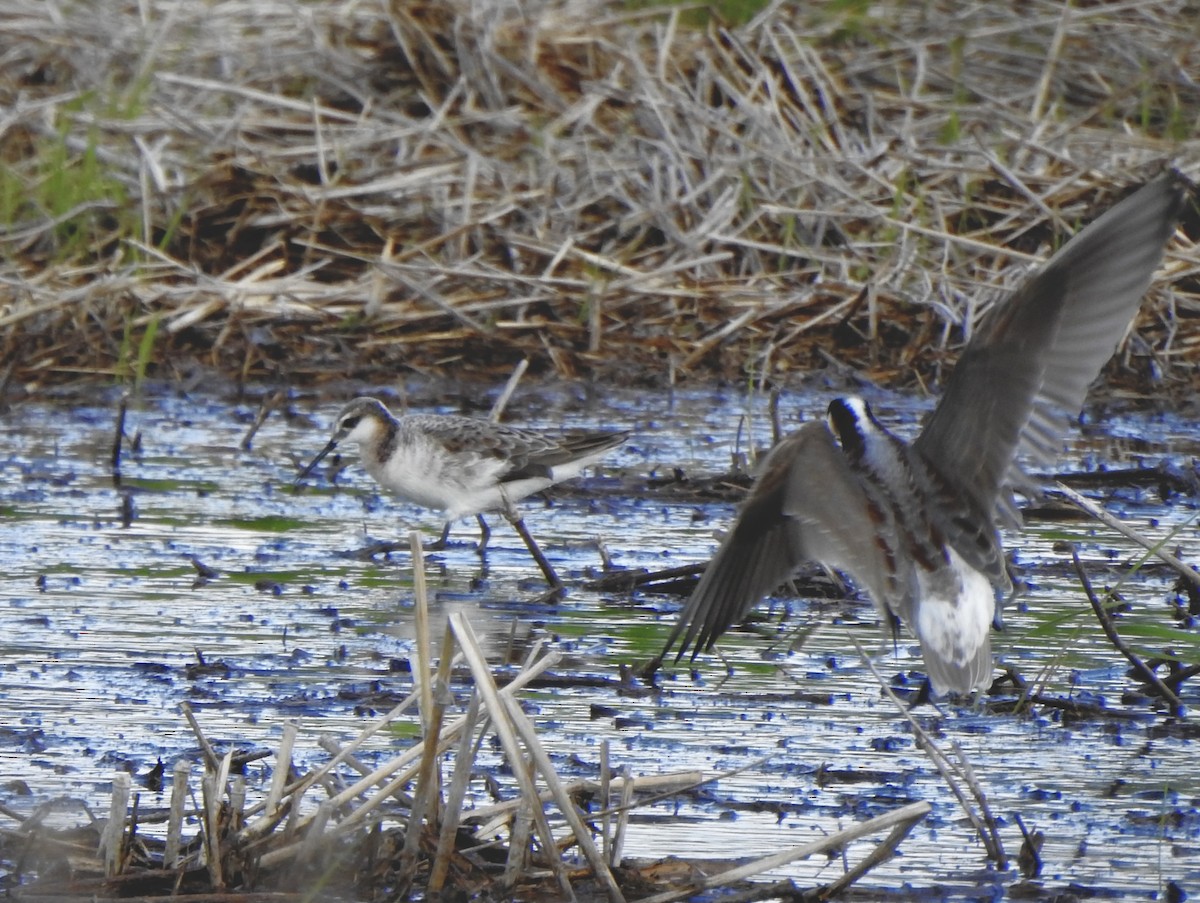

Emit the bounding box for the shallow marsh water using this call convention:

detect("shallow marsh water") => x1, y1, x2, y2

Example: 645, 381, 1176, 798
2, 381, 1200, 900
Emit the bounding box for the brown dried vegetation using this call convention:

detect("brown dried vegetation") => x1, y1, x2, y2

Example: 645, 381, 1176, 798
0, 0, 1198, 394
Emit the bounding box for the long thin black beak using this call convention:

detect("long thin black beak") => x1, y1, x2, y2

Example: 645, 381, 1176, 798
295, 438, 339, 487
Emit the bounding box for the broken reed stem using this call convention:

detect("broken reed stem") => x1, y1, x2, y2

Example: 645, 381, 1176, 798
428, 687, 483, 895
180, 701, 221, 772
599, 741, 612, 865
229, 776, 246, 836
315, 735, 414, 807
818, 815, 927, 898
101, 773, 131, 877
634, 801, 932, 903
503, 797, 535, 890
265, 722, 299, 817
409, 531, 434, 737
498, 692, 626, 902
397, 620, 455, 894
164, 761, 189, 868
203, 751, 234, 891
948, 739, 1005, 858
853, 639, 1007, 867
610, 765, 634, 869
240, 687, 428, 827
430, 623, 457, 820
581, 756, 773, 824
588, 288, 603, 354
1069, 545, 1184, 714
253, 650, 564, 869
110, 392, 128, 484
468, 770, 703, 838
489, 357, 528, 423
449, 612, 577, 901
301, 802, 333, 859
1053, 481, 1200, 591
240, 388, 283, 451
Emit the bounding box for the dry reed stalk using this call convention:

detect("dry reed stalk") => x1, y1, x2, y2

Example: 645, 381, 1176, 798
450, 612, 577, 897
502, 795, 535, 891
315, 735, 414, 808
489, 357, 529, 422
100, 773, 130, 877
251, 649, 565, 870
179, 702, 220, 772
409, 532, 434, 737
427, 686, 483, 895
164, 761, 190, 869
397, 614, 455, 893
817, 812, 929, 898
635, 800, 932, 903
202, 750, 235, 891
240, 693, 424, 832
609, 765, 634, 869
264, 723, 298, 818
465, 771, 704, 833
498, 692, 626, 901
599, 740, 612, 864
228, 777, 246, 838
299, 802, 333, 860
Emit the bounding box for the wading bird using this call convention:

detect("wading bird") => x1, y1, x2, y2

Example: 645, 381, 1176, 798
297, 396, 628, 590
663, 172, 1187, 695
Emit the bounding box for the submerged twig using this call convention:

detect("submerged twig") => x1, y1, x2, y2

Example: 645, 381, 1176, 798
1053, 482, 1200, 591
1013, 812, 1044, 879
853, 640, 1007, 867
1069, 544, 1184, 714
111, 393, 129, 484
240, 389, 284, 451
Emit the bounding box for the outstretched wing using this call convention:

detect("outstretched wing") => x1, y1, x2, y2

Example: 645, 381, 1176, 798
663, 421, 894, 659
915, 172, 1185, 522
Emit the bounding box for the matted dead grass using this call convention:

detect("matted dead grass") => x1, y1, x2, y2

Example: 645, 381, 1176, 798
0, 0, 1198, 395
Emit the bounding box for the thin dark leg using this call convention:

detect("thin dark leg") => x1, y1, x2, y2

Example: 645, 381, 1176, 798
475, 514, 491, 552
424, 522, 453, 552
499, 495, 562, 591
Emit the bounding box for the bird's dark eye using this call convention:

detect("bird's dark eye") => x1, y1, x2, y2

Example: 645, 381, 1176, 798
342, 416, 361, 429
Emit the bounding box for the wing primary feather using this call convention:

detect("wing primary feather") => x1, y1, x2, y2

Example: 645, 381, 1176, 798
915, 172, 1186, 520
663, 422, 889, 662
